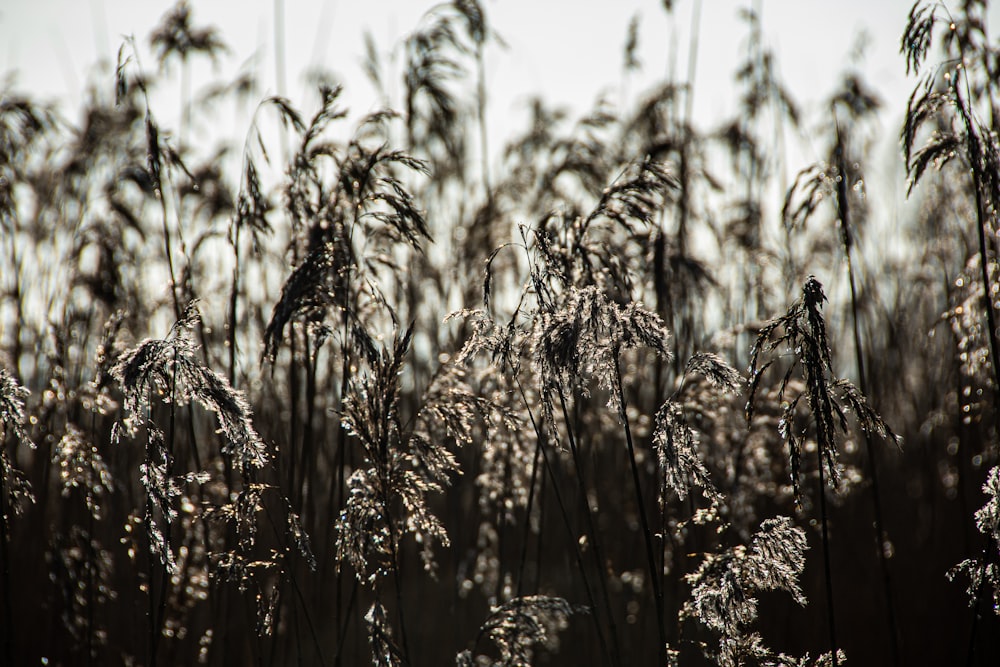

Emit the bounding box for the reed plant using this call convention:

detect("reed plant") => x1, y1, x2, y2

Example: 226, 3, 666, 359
1, 0, 999, 664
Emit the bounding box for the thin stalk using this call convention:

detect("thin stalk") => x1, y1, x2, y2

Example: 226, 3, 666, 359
0, 451, 13, 666
373, 459, 411, 666
86, 406, 99, 664
8, 238, 23, 380
475, 42, 493, 208
331, 579, 358, 666
955, 85, 1000, 660
146, 492, 157, 667
144, 401, 159, 667
515, 433, 543, 597
153, 356, 180, 659
388, 530, 412, 666
555, 390, 623, 667
816, 450, 839, 667
290, 585, 305, 665
296, 337, 316, 512
612, 352, 667, 665
157, 190, 183, 323
229, 224, 241, 388
287, 332, 300, 510
494, 438, 512, 603
261, 504, 327, 666
330, 274, 354, 667
965, 540, 996, 666
532, 460, 547, 595
514, 378, 613, 667
955, 87, 1000, 414
833, 118, 899, 666
224, 225, 241, 495
302, 342, 319, 527
87, 516, 95, 665
329, 424, 349, 667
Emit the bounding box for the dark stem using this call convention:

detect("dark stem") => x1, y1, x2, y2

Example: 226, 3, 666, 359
955, 88, 1000, 418
330, 280, 354, 667
87, 503, 96, 666
298, 337, 318, 525
382, 492, 411, 666
953, 88, 1000, 666
157, 187, 182, 324
555, 390, 624, 667
965, 541, 995, 666
287, 332, 300, 510
475, 44, 493, 209
225, 224, 241, 494
153, 356, 180, 659
262, 503, 327, 666
147, 497, 157, 667
515, 433, 543, 597
331, 579, 358, 666
229, 225, 241, 388
494, 439, 511, 603
834, 118, 899, 666
816, 447, 839, 666
514, 378, 613, 667
0, 454, 13, 666
8, 238, 23, 380
612, 352, 667, 665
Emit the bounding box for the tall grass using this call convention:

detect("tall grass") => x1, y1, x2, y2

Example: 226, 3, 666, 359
0, 0, 999, 664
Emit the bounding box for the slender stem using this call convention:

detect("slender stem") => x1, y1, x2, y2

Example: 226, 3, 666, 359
298, 337, 317, 520
515, 434, 543, 597
965, 541, 995, 666
388, 531, 411, 666
331, 579, 358, 666
955, 88, 1000, 415
555, 390, 623, 667
288, 332, 300, 509
261, 503, 326, 666
0, 452, 14, 666
612, 352, 666, 665
8, 237, 23, 380
145, 412, 159, 667
952, 89, 1000, 665
158, 187, 182, 324
475, 44, 492, 209
834, 118, 899, 666
229, 225, 241, 388
153, 357, 180, 660
514, 378, 613, 667
494, 438, 511, 603
224, 226, 240, 495
87, 416, 97, 665
147, 499, 157, 667
816, 448, 839, 666
373, 461, 411, 666
331, 277, 354, 666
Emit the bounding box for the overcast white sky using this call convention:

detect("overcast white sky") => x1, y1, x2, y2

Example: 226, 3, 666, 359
1, 0, 998, 220
3, 2, 977, 145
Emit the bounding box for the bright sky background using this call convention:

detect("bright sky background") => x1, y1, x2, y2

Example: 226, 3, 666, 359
2, 0, 998, 266
3, 1, 982, 154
